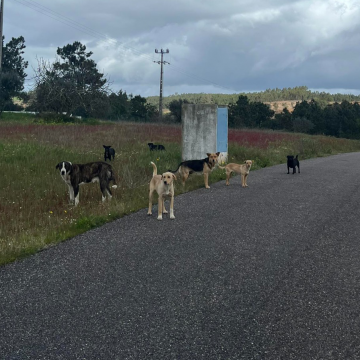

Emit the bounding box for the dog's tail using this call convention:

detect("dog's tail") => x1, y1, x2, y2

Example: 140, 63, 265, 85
168, 163, 182, 174
295, 154, 299, 159
150, 161, 157, 177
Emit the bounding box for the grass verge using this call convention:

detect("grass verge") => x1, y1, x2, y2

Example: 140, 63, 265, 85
1, 120, 360, 266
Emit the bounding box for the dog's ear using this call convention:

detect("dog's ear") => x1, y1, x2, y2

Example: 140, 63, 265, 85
172, 174, 177, 180
216, 152, 220, 156
103, 145, 106, 148
244, 160, 247, 163
56, 163, 60, 169
206, 153, 211, 157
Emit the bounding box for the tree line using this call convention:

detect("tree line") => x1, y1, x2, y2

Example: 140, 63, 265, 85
273, 99, 360, 139
2, 36, 360, 139
166, 95, 360, 139
1, 38, 158, 122
229, 95, 360, 139
147, 86, 360, 109
0, 36, 28, 113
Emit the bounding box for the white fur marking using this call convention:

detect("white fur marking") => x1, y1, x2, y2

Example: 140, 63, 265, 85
60, 162, 71, 183
106, 189, 112, 199
67, 184, 74, 202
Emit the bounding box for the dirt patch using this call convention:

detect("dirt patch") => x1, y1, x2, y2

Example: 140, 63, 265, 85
264, 101, 298, 113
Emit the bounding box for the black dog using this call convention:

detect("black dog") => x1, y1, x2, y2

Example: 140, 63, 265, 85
103, 145, 115, 161
148, 142, 166, 151
287, 155, 300, 174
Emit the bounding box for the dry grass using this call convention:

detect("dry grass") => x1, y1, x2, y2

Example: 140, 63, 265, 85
1, 117, 360, 265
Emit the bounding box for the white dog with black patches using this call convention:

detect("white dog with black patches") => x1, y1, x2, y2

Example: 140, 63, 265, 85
56, 161, 117, 206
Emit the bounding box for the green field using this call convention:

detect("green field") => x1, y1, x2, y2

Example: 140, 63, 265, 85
1, 113, 360, 266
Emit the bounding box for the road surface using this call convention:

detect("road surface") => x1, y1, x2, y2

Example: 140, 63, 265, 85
1, 153, 360, 359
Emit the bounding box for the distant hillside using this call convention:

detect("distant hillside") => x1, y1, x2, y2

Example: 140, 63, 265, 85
264, 100, 299, 113
146, 86, 360, 111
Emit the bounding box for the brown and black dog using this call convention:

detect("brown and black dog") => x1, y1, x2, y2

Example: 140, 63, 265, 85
169, 152, 220, 189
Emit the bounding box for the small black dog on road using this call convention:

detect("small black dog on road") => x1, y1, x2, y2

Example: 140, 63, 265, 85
103, 145, 115, 161
148, 142, 166, 151
287, 155, 300, 174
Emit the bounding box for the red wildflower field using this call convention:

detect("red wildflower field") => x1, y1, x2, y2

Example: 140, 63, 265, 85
228, 129, 300, 149
0, 122, 182, 149
0, 121, 302, 150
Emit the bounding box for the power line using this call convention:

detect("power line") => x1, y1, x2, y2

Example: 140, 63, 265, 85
13, 0, 117, 45
12, 0, 239, 94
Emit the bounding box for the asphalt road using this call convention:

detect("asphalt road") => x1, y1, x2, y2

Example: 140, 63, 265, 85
1, 153, 360, 360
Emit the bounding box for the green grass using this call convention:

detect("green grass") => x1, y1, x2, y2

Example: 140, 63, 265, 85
0, 112, 36, 123
1, 120, 360, 266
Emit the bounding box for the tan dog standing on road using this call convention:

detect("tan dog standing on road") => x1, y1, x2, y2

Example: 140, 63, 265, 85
219, 160, 253, 186
148, 162, 176, 220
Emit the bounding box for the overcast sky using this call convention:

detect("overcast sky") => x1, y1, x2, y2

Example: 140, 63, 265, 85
5, 0, 360, 97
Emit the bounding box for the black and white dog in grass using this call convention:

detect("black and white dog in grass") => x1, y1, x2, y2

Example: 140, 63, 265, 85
56, 161, 117, 206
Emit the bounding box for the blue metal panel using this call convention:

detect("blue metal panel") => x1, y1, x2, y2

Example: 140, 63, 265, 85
217, 107, 228, 152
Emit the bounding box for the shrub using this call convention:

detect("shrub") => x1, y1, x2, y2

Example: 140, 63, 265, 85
34, 112, 76, 123
293, 117, 314, 134
34, 112, 99, 125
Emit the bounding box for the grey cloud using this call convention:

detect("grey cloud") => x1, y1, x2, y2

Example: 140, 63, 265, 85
5, 0, 360, 96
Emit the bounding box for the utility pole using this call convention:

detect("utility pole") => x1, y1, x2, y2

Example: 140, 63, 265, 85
0, 0, 4, 70
154, 48, 169, 121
